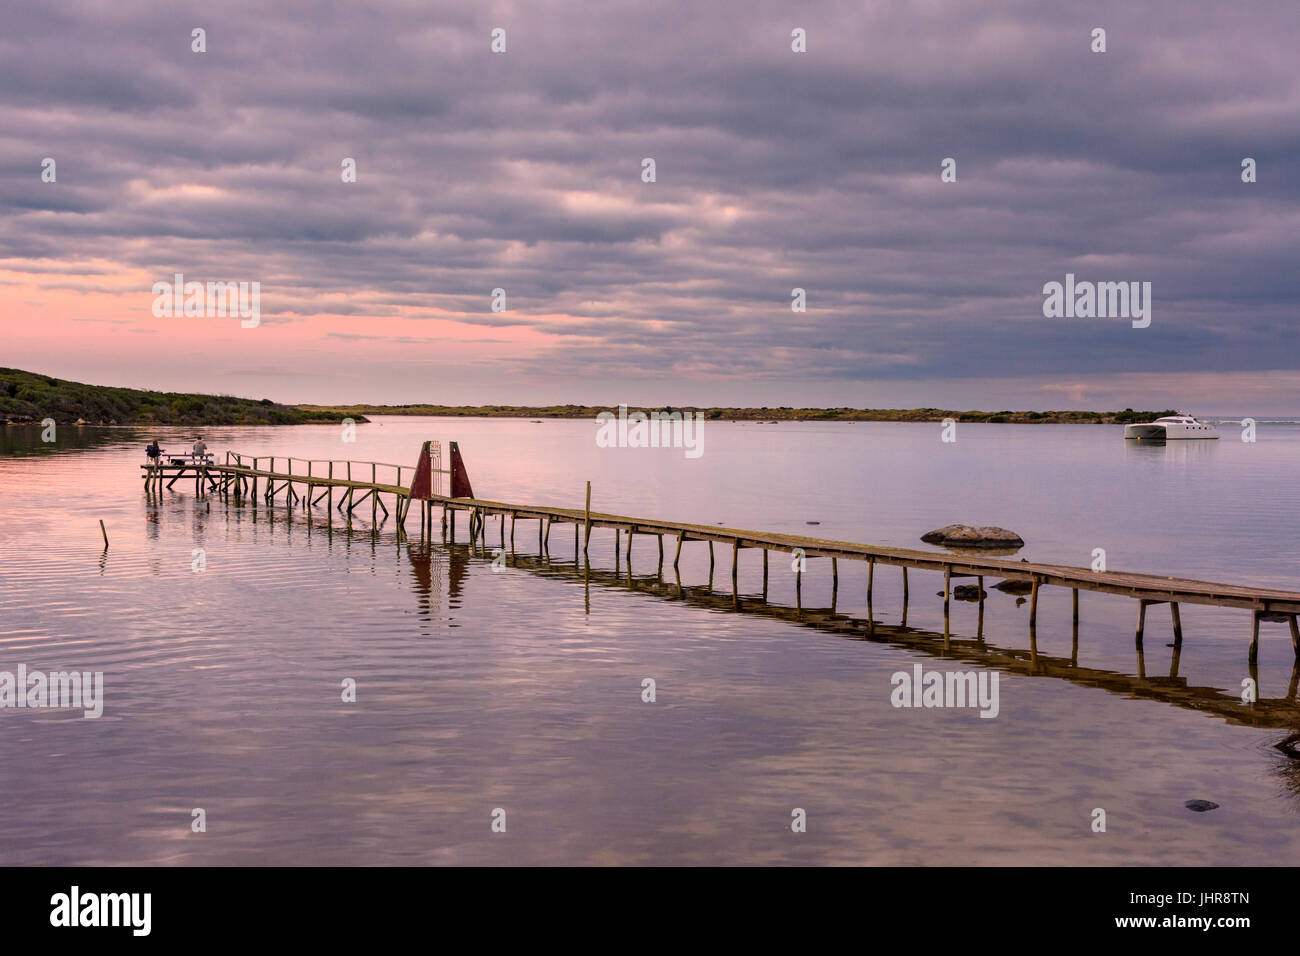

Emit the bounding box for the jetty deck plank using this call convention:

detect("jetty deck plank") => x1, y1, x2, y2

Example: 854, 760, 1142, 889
429, 492, 1300, 614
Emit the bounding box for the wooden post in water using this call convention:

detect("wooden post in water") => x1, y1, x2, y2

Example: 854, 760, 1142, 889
1249, 610, 1260, 663
731, 538, 739, 592
673, 533, 683, 571
1072, 587, 1078, 625
583, 481, 591, 558
1135, 600, 1148, 647
943, 566, 951, 637
762, 548, 768, 598
1029, 576, 1040, 629
1289, 614, 1300, 659
99, 519, 109, 549
795, 554, 802, 611
1170, 602, 1183, 647
902, 566, 909, 604
867, 557, 873, 610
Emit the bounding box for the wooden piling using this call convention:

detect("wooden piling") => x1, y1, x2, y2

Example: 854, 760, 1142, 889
944, 566, 951, 636
583, 481, 591, 557
99, 519, 109, 549
1170, 602, 1183, 647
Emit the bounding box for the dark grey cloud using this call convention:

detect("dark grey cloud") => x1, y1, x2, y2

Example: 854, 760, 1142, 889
2, 0, 1298, 393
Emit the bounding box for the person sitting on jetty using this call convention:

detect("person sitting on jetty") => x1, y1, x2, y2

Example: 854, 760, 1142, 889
146, 439, 163, 465
192, 436, 208, 460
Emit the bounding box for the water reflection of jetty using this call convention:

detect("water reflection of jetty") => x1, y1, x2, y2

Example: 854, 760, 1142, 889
467, 544, 1300, 733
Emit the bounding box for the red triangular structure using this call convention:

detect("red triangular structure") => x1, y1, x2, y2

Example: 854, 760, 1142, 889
450, 441, 474, 499
410, 441, 433, 499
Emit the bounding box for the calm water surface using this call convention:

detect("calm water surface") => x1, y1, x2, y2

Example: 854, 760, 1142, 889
1, 417, 1298, 865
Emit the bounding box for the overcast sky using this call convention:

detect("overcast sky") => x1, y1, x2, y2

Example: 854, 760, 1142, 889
3, 0, 1298, 411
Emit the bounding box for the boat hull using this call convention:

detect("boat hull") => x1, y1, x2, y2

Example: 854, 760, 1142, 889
1124, 422, 1219, 440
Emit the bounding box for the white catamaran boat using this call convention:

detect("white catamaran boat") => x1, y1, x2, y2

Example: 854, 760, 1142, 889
1123, 413, 1220, 440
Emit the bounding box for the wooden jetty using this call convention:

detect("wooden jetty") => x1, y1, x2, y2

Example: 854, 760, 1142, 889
140, 440, 1300, 664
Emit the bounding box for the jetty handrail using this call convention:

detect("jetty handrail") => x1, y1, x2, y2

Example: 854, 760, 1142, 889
223, 451, 453, 487
222, 451, 446, 489
224, 452, 408, 469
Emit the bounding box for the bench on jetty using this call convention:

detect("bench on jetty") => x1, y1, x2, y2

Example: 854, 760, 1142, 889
139, 440, 1300, 664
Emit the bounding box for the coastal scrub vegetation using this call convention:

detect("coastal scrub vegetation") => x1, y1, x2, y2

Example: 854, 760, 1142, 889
0, 368, 361, 426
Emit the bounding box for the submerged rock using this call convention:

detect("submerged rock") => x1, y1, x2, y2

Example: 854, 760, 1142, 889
952, 584, 987, 601
993, 579, 1034, 595
921, 524, 1024, 549
1184, 800, 1220, 812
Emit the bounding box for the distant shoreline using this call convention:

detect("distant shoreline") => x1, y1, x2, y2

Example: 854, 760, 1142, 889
298, 404, 1180, 425
1, 367, 1196, 426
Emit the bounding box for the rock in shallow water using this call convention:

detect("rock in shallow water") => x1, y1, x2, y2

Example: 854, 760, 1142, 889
1184, 799, 1220, 812
993, 579, 1034, 595
921, 524, 1025, 548
952, 585, 988, 601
